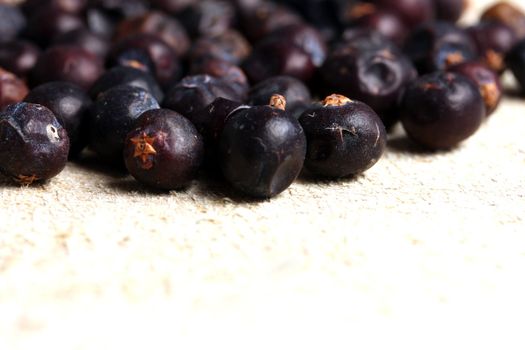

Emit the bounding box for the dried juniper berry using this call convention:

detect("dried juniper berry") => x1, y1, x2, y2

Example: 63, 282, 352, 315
124, 109, 204, 190
0, 68, 29, 110
114, 11, 190, 58
24, 8, 84, 47
22, 0, 88, 15
248, 76, 311, 110
321, 39, 416, 128
163, 75, 242, 121
176, 0, 234, 38
149, 0, 198, 15
467, 22, 518, 74
219, 95, 306, 198
24, 82, 92, 157
0, 4, 26, 44
109, 33, 182, 89
89, 85, 160, 162
404, 22, 477, 74
31, 46, 104, 91
0, 41, 40, 80
282, 0, 343, 41
53, 28, 110, 59
89, 66, 163, 102
189, 30, 251, 65
111, 49, 156, 74
298, 94, 386, 178
448, 61, 503, 116
189, 58, 249, 98
433, 0, 466, 23
0, 103, 69, 185
506, 39, 525, 94
367, 0, 434, 28
400, 72, 485, 150
481, 2, 525, 39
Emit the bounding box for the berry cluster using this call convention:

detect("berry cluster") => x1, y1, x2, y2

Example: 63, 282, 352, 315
0, 0, 523, 198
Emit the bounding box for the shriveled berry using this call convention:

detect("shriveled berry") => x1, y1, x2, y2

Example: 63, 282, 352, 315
89, 66, 163, 101
124, 109, 204, 190
0, 102, 69, 185
31, 46, 104, 90
400, 72, 485, 149
404, 21, 477, 74
0, 41, 40, 79
0, 68, 29, 110
163, 75, 242, 120
467, 22, 518, 74
89, 85, 160, 161
24, 82, 92, 157
248, 75, 311, 109
299, 94, 386, 178
448, 61, 503, 116
220, 95, 306, 198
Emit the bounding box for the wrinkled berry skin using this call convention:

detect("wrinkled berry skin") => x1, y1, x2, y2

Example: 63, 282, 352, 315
124, 109, 204, 190
434, 0, 466, 23
448, 61, 503, 116
299, 100, 386, 178
404, 22, 477, 74
248, 76, 311, 108
467, 22, 518, 74
24, 82, 92, 157
401, 72, 485, 150
506, 39, 525, 94
89, 85, 160, 161
219, 105, 306, 198
0, 68, 29, 110
89, 66, 164, 102
109, 33, 182, 89
0, 41, 40, 79
0, 5, 26, 44
31, 46, 104, 91
163, 75, 242, 120
321, 43, 416, 127
0, 103, 69, 184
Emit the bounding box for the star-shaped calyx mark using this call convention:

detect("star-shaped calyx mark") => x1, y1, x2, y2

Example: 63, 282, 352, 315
130, 132, 157, 169
15, 174, 40, 186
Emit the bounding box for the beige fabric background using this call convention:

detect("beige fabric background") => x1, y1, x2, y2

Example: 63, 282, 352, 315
1, 1, 524, 349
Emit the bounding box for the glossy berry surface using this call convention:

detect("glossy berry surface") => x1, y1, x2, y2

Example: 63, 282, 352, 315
176, 0, 234, 38
0, 41, 40, 79
248, 76, 311, 109
434, 0, 466, 23
89, 66, 164, 102
24, 9, 84, 47
124, 109, 204, 190
189, 30, 251, 66
24, 82, 92, 157
400, 72, 485, 149
299, 95, 386, 178
189, 58, 249, 98
53, 28, 110, 59
89, 85, 160, 161
31, 46, 104, 91
481, 2, 525, 39
219, 95, 306, 198
448, 61, 503, 116
321, 41, 416, 127
0, 68, 29, 110
0, 103, 69, 185
0, 4, 26, 44
467, 22, 518, 74
404, 22, 477, 74
163, 75, 242, 120
368, 0, 434, 28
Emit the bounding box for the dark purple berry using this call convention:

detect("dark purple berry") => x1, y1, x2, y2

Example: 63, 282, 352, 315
114, 11, 190, 58
248, 75, 311, 109
124, 109, 204, 190
24, 82, 92, 157
53, 28, 110, 59
163, 75, 242, 120
22, 0, 88, 15
89, 85, 160, 161
219, 95, 306, 198
0, 102, 69, 185
0, 41, 40, 79
433, 0, 466, 23
149, 0, 197, 15
367, 0, 434, 28
404, 21, 477, 74
400, 72, 485, 150
176, 0, 234, 38
189, 30, 251, 65
31, 46, 104, 91
481, 2, 525, 40
506, 38, 525, 94
448, 61, 503, 116
0, 5, 26, 44
89, 66, 163, 102
299, 94, 386, 178
24, 9, 84, 47
189, 58, 249, 98
467, 22, 518, 74
0, 68, 29, 110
